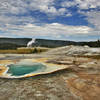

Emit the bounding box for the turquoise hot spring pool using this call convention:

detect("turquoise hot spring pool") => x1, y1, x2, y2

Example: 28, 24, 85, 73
7, 63, 46, 76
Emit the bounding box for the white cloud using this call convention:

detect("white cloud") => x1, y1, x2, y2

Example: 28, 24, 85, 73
61, 0, 100, 35
84, 11, 100, 32
77, 8, 100, 34
0, 23, 94, 39
61, 1, 76, 8
0, 0, 99, 40
0, 0, 28, 15
76, 0, 100, 9
66, 12, 72, 17
61, 0, 100, 9
0, 0, 71, 28
0, 15, 36, 27
29, 0, 68, 16
0, 0, 68, 16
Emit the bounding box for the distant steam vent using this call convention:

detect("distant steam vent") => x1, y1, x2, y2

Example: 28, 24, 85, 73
27, 38, 36, 47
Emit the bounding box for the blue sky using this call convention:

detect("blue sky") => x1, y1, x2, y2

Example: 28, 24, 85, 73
0, 0, 100, 41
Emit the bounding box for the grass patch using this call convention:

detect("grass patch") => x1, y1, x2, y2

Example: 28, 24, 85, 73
0, 47, 49, 54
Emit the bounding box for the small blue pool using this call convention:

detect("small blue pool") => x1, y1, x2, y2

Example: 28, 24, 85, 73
7, 63, 46, 76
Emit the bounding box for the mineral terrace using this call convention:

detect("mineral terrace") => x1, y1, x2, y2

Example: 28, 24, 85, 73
0, 46, 100, 100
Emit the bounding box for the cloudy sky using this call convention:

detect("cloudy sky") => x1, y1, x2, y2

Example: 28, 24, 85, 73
0, 0, 100, 41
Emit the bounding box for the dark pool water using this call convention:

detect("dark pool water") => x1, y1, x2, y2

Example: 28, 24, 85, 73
7, 63, 46, 76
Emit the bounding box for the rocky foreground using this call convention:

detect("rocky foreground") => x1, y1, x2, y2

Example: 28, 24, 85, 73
0, 46, 100, 100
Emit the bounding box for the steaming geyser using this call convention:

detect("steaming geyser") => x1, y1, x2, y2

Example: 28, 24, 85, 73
27, 38, 35, 47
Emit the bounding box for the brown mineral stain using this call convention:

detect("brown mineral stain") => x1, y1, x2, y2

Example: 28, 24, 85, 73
0, 66, 7, 75
66, 72, 100, 100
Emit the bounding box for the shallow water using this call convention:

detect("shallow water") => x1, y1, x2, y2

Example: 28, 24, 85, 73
7, 63, 46, 76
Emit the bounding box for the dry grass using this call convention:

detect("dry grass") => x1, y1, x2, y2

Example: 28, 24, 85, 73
0, 47, 49, 54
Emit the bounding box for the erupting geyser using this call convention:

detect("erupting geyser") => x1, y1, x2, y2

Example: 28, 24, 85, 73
27, 38, 35, 47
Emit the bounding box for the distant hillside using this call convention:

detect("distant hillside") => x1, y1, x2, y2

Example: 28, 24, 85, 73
32, 39, 100, 48
0, 38, 31, 49
33, 39, 76, 48
76, 40, 100, 47
0, 38, 100, 49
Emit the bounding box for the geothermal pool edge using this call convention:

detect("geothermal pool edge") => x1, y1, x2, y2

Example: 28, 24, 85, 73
0, 58, 69, 78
